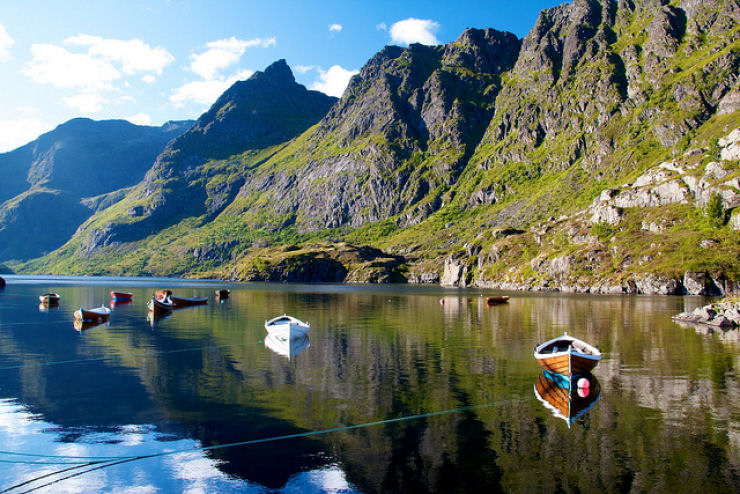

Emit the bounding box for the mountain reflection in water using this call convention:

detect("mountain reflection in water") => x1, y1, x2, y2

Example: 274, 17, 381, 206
0, 276, 738, 492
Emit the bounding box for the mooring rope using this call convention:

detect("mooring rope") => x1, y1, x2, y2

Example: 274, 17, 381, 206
0, 396, 532, 492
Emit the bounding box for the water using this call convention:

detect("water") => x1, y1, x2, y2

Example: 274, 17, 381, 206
0, 275, 737, 493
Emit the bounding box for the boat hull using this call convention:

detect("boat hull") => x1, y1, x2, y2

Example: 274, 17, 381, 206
265, 315, 310, 338
111, 291, 133, 301
486, 296, 510, 305
148, 297, 173, 313
170, 296, 208, 308
74, 307, 111, 323
534, 334, 601, 376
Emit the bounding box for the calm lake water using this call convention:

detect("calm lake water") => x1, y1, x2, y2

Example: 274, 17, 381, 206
0, 275, 738, 493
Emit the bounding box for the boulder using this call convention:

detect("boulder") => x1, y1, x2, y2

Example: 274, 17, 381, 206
682, 271, 721, 295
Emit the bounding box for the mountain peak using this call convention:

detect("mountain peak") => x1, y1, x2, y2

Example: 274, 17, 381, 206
259, 59, 295, 83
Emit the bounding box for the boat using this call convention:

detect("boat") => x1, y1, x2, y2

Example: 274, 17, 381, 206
74, 305, 112, 323
0, 275, 5, 288
215, 289, 230, 300
264, 315, 311, 338
155, 289, 207, 308
110, 291, 133, 302
534, 370, 601, 427
534, 332, 601, 376
265, 333, 310, 359
170, 295, 208, 308
148, 296, 174, 313
39, 293, 61, 305
486, 296, 510, 305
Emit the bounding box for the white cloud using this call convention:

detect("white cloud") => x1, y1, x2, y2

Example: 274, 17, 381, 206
294, 64, 316, 74
376, 22, 387, 31
329, 23, 342, 32
310, 65, 358, 97
189, 37, 275, 80
142, 74, 156, 84
170, 69, 254, 107
127, 113, 152, 126
389, 18, 440, 46
63, 93, 108, 112
65, 34, 173, 75
0, 23, 14, 61
0, 116, 54, 152
23, 43, 120, 91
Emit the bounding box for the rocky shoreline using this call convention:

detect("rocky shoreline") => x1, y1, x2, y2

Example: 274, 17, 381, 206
672, 300, 740, 328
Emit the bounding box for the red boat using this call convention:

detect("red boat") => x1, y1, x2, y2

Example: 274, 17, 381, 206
111, 291, 133, 302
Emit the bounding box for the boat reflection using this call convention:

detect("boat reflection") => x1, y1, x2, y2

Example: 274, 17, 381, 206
74, 319, 111, 332
146, 311, 172, 327
534, 370, 601, 427
265, 333, 310, 359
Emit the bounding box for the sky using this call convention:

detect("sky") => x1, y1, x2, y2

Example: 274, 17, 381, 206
0, 0, 564, 152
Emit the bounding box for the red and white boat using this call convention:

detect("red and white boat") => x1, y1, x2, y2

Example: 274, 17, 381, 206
74, 305, 112, 323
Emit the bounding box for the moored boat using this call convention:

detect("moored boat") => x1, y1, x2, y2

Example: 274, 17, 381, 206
74, 305, 112, 323
170, 295, 208, 308
534, 332, 601, 376
486, 296, 510, 305
39, 293, 61, 305
111, 291, 133, 302
534, 370, 601, 427
148, 296, 174, 313
265, 314, 310, 338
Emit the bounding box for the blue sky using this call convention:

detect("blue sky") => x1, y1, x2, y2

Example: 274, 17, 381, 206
0, 0, 564, 152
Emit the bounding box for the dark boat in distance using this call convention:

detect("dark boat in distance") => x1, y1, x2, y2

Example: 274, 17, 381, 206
155, 289, 208, 308
534, 332, 601, 376
39, 293, 61, 305
148, 296, 174, 314
486, 296, 510, 305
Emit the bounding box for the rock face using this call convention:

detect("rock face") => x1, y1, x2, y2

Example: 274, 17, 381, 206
79, 60, 337, 249
673, 301, 740, 328
0, 118, 192, 260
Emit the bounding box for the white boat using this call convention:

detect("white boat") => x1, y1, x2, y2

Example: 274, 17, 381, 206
264, 314, 310, 338
265, 333, 310, 359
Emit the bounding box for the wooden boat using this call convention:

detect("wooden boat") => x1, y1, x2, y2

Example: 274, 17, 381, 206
265, 333, 310, 359
39, 293, 61, 305
170, 295, 208, 308
534, 332, 601, 376
486, 296, 510, 305
110, 291, 133, 302
148, 296, 174, 313
74, 305, 112, 323
265, 315, 310, 338
215, 289, 230, 299
534, 370, 601, 427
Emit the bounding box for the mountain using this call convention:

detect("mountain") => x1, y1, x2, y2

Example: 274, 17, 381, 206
19, 0, 740, 293
0, 118, 192, 260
